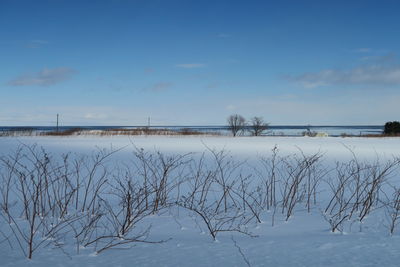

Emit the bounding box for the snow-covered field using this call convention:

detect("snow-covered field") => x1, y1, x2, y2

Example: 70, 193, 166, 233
1, 135, 398, 160
1, 136, 400, 266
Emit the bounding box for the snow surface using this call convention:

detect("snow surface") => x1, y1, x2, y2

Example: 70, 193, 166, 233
1, 135, 399, 160
1, 135, 400, 267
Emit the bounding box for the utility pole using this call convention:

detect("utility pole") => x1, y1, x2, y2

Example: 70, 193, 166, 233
148, 117, 150, 128
56, 114, 59, 132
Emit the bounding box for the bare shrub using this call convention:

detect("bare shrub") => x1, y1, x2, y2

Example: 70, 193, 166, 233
132, 148, 190, 213
323, 161, 359, 232
383, 186, 400, 235
178, 148, 254, 240
0, 145, 82, 258
280, 151, 324, 221
323, 155, 399, 233
81, 175, 167, 254
0, 145, 160, 258
256, 146, 281, 212
2, 141, 400, 260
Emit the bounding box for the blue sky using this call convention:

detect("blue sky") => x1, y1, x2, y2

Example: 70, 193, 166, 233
1, 0, 400, 126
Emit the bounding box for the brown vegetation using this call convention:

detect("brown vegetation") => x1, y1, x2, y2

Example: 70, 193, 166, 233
40, 128, 221, 136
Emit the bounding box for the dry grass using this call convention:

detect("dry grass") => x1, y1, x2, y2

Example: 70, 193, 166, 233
361, 133, 400, 138
0, 129, 35, 137
42, 128, 83, 136
37, 127, 221, 137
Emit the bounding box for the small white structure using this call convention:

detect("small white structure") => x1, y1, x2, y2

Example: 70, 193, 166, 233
316, 132, 329, 137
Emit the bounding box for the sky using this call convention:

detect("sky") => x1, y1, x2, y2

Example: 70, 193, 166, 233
1, 0, 400, 126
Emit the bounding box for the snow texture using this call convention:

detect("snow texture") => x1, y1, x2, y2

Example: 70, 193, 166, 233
0, 136, 399, 266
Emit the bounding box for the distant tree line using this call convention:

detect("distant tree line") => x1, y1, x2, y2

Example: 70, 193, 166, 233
384, 121, 400, 135
228, 118, 400, 137
227, 114, 269, 137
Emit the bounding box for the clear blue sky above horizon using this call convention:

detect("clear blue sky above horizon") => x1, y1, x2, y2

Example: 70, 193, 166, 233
1, 0, 400, 126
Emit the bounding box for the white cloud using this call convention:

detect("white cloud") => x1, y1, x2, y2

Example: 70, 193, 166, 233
8, 67, 77, 86
354, 48, 371, 53
84, 113, 107, 119
26, 40, 49, 48
145, 82, 173, 92
217, 33, 231, 38
287, 60, 400, 88
225, 104, 236, 111
219, 94, 400, 125
144, 68, 155, 73
31, 40, 48, 44
176, 63, 206, 69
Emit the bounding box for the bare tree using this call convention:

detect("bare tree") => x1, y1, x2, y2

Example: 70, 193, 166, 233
249, 116, 268, 136
227, 114, 246, 137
